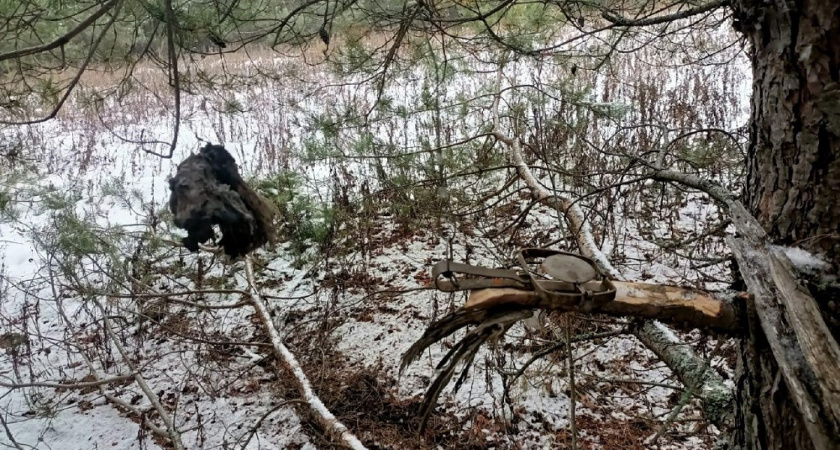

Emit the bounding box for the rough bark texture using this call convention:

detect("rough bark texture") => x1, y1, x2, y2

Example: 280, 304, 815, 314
736, 0, 840, 261
730, 1, 840, 449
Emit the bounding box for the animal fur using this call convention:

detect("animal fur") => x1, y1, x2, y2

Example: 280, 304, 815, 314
169, 144, 278, 257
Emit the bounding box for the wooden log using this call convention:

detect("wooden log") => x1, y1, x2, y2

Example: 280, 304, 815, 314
729, 235, 840, 448
464, 281, 741, 332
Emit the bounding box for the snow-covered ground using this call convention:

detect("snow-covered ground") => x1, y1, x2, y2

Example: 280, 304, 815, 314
1, 18, 749, 449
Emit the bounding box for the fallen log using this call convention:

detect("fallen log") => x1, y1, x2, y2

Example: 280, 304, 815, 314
462, 281, 741, 332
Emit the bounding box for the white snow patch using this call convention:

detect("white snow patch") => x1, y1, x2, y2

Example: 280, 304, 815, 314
773, 245, 830, 274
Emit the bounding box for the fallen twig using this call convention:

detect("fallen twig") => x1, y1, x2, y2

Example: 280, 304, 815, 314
93, 297, 186, 450
0, 374, 136, 390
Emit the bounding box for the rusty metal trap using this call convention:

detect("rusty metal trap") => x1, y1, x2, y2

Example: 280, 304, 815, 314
431, 248, 616, 311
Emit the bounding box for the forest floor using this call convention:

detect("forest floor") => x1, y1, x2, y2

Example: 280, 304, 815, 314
0, 190, 733, 449
0, 22, 747, 449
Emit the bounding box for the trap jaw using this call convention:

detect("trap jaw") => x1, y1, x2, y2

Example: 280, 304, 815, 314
517, 248, 616, 311
431, 248, 617, 311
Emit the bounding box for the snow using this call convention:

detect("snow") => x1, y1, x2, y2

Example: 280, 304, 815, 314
2, 399, 147, 450
773, 245, 830, 275
0, 15, 750, 449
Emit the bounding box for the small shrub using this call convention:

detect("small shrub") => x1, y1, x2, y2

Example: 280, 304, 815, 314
255, 170, 335, 265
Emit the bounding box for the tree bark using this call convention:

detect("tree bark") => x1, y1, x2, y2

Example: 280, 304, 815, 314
459, 282, 741, 332
730, 1, 840, 449
736, 0, 840, 261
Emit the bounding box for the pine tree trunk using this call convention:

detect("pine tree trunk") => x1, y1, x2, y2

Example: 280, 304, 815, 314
737, 1, 840, 260
730, 1, 840, 449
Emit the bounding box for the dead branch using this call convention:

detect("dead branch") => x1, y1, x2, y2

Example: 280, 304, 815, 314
728, 238, 840, 447
602, 1, 729, 27
244, 256, 368, 450
93, 298, 186, 450
461, 281, 739, 332
43, 260, 176, 444
649, 340, 724, 445
654, 168, 840, 446
0, 413, 26, 450
635, 321, 733, 428
401, 308, 533, 431
0, 374, 136, 390
487, 65, 734, 427
398, 65, 738, 432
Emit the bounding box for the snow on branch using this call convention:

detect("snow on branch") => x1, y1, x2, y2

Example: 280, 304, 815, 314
653, 151, 840, 446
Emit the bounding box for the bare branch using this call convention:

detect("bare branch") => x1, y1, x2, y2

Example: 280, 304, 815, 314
0, 0, 119, 62
603, 1, 729, 27
491, 67, 622, 279
0, 374, 135, 390
244, 256, 368, 450
141, 0, 180, 159
93, 298, 186, 450
0, 412, 27, 450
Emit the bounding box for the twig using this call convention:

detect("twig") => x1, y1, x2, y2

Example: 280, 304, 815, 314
238, 399, 307, 449
565, 314, 577, 450
47, 264, 173, 443
0, 374, 135, 390
103, 392, 169, 437
93, 298, 185, 450
577, 373, 683, 391
0, 411, 27, 450
508, 330, 625, 385
145, 0, 181, 159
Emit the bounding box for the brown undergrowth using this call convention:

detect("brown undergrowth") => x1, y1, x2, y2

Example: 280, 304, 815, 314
295, 352, 509, 449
